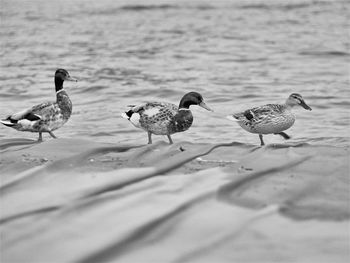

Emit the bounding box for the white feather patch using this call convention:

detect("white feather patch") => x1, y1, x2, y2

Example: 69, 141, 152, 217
129, 112, 141, 128
34, 114, 42, 120
143, 107, 160, 117
17, 119, 34, 129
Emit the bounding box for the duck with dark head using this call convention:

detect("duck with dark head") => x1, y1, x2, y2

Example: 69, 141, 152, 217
122, 91, 213, 144
1, 69, 77, 141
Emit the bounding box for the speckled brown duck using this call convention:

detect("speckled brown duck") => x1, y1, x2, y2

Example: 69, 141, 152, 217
227, 93, 312, 146
122, 92, 212, 144
1, 69, 77, 141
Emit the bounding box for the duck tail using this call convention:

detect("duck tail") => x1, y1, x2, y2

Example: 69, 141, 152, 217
121, 110, 134, 120
1, 118, 16, 127
226, 114, 240, 122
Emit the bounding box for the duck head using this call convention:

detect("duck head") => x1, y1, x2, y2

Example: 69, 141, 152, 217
179, 92, 213, 111
286, 93, 312, 110
55, 69, 77, 92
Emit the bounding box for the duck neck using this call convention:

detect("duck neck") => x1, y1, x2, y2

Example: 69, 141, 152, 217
285, 100, 295, 110
178, 99, 192, 109
55, 77, 64, 93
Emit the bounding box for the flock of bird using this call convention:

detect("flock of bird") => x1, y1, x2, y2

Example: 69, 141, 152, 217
1, 69, 312, 146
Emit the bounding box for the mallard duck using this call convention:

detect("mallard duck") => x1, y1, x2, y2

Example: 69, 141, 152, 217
1, 69, 77, 141
121, 92, 212, 144
227, 93, 312, 146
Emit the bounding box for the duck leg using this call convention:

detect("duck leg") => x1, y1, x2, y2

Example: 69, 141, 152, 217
147, 132, 152, 144
259, 134, 265, 146
167, 134, 173, 144
274, 132, 290, 140
38, 132, 43, 142
48, 131, 57, 139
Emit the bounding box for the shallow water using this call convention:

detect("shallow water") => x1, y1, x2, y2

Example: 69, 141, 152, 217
0, 0, 349, 146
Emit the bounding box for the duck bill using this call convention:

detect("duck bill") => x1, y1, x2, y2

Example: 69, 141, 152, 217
65, 76, 78, 82
199, 101, 213, 112
300, 100, 312, 111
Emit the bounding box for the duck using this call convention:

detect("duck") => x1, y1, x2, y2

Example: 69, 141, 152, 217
227, 93, 312, 146
1, 69, 77, 141
121, 91, 212, 144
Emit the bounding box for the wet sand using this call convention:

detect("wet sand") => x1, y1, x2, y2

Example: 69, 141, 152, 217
0, 138, 349, 262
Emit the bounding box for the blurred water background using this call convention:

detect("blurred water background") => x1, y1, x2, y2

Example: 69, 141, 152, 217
0, 0, 349, 146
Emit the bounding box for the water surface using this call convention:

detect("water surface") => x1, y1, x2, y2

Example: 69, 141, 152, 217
1, 0, 349, 146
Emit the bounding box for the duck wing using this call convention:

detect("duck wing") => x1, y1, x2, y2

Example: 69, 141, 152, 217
142, 102, 177, 114
4, 101, 58, 124
30, 101, 60, 119
124, 102, 177, 116
134, 102, 177, 123
234, 104, 285, 123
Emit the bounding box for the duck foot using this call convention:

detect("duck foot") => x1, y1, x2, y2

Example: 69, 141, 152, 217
147, 132, 152, 144
275, 132, 290, 140
167, 134, 173, 144
259, 134, 265, 146
38, 132, 43, 142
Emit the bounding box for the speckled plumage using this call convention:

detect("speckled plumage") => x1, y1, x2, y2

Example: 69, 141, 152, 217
234, 104, 295, 134
26, 91, 72, 132
122, 92, 212, 144
228, 93, 312, 146
135, 102, 194, 135
1, 69, 77, 141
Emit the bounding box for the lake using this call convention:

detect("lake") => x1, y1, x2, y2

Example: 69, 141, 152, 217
0, 0, 349, 146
